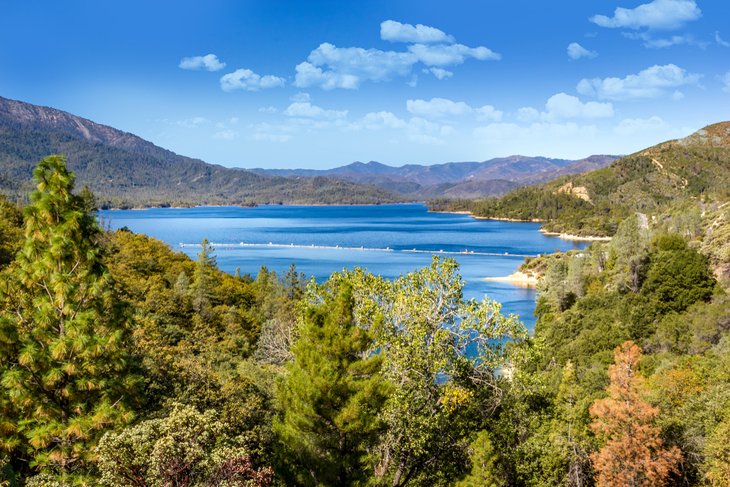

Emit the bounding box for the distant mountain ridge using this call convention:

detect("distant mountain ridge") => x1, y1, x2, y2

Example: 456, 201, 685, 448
252, 154, 619, 199
432, 121, 730, 238
0, 96, 401, 207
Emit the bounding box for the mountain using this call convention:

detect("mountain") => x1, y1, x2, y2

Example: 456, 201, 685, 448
252, 154, 619, 199
0, 96, 401, 207
431, 122, 730, 238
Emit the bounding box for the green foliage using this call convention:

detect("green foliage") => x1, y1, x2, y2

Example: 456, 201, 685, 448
431, 122, 730, 237
0, 195, 22, 269
455, 431, 505, 487
274, 283, 388, 486
0, 156, 140, 481
326, 256, 526, 486
97, 403, 274, 486
641, 234, 717, 315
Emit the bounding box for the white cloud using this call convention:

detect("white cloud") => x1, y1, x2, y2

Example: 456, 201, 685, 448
405, 97, 503, 121
722, 71, 730, 93
577, 64, 701, 100
624, 32, 708, 48
258, 106, 278, 114
426, 67, 454, 79
356, 111, 408, 130
179, 54, 226, 72
590, 0, 701, 30
567, 42, 597, 60
213, 129, 238, 140
407, 98, 472, 118
380, 20, 454, 44
294, 37, 499, 89
408, 43, 500, 66
294, 43, 414, 89
516, 107, 540, 122
543, 93, 614, 120
284, 101, 348, 119
715, 31, 730, 48
613, 116, 669, 136
475, 105, 503, 122
220, 68, 286, 92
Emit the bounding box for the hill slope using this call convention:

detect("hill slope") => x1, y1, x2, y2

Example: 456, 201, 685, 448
0, 96, 401, 207
252, 155, 618, 199
431, 122, 730, 237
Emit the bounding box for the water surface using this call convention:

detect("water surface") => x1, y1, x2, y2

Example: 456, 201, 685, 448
100, 204, 586, 331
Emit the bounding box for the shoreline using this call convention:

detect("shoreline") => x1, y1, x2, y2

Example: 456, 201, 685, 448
99, 201, 420, 211
484, 271, 539, 288
539, 229, 612, 242
431, 209, 612, 242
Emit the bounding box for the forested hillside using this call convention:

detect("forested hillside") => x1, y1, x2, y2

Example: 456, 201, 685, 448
0, 96, 401, 207
431, 122, 730, 238
0, 157, 728, 486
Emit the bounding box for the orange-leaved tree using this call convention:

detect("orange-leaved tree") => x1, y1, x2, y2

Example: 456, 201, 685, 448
589, 341, 682, 486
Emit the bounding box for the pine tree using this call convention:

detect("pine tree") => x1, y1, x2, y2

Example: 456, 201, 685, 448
274, 282, 388, 486
589, 341, 682, 486
191, 238, 217, 314
0, 156, 139, 481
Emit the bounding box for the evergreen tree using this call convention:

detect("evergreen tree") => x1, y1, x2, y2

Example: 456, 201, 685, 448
274, 283, 388, 486
191, 239, 217, 314
0, 156, 139, 481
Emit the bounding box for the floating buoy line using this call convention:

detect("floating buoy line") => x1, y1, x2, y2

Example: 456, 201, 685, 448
178, 242, 538, 259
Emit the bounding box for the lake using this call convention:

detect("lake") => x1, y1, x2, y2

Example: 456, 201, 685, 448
99, 203, 586, 332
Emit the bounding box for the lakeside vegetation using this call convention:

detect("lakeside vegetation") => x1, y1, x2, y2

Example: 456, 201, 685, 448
430, 122, 730, 239
0, 156, 728, 486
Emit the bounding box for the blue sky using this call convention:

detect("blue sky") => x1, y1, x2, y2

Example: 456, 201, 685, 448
1, 0, 729, 168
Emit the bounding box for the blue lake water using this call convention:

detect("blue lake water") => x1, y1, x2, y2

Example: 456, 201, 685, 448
99, 203, 586, 332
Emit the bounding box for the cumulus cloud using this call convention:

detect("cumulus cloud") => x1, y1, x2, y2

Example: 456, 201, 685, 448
220, 68, 286, 92
577, 64, 701, 100
624, 32, 708, 48
293, 26, 499, 89
475, 105, 503, 122
408, 43, 500, 66
516, 107, 540, 122
543, 93, 614, 120
284, 101, 348, 119
516, 94, 613, 123
405, 97, 503, 121
407, 98, 472, 118
426, 67, 454, 79
356, 111, 408, 130
380, 20, 454, 44
294, 43, 414, 89
590, 0, 701, 30
567, 42, 598, 60
179, 54, 226, 71
258, 106, 278, 114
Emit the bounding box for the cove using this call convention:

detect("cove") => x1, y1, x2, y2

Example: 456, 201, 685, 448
99, 203, 587, 332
